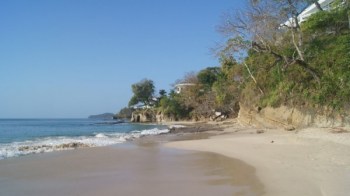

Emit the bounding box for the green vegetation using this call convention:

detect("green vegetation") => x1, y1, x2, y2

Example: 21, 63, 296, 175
218, 0, 350, 112
128, 79, 155, 107
158, 90, 192, 120
114, 107, 134, 119
122, 0, 350, 121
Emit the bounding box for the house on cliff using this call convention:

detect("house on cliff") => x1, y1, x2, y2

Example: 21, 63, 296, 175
282, 0, 343, 27
174, 83, 196, 94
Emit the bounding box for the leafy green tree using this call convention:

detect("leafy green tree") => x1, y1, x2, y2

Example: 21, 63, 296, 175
197, 67, 221, 89
115, 107, 134, 119
159, 89, 167, 98
302, 4, 349, 35
218, 0, 350, 111
219, 0, 322, 83
158, 90, 191, 120
128, 79, 155, 107
213, 57, 241, 109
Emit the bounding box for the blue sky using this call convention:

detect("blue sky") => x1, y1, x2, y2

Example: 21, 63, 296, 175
0, 0, 246, 118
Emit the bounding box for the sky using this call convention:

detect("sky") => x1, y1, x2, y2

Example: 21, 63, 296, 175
0, 0, 246, 118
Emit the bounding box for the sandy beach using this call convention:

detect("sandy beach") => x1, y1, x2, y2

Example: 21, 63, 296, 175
1, 121, 350, 196
166, 123, 350, 196
0, 139, 263, 196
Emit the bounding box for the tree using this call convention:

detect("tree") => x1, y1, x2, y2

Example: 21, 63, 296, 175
218, 0, 321, 83
302, 1, 349, 34
115, 107, 134, 119
218, 0, 350, 109
174, 71, 198, 85
197, 67, 221, 89
128, 79, 155, 107
158, 92, 191, 120
159, 89, 167, 98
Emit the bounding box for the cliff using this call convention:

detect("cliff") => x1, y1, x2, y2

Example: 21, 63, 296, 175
130, 109, 156, 123
237, 103, 350, 129
130, 109, 180, 123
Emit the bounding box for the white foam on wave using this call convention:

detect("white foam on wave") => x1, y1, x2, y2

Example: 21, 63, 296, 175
168, 125, 186, 129
140, 128, 170, 135
95, 133, 107, 138
0, 127, 169, 160
0, 136, 124, 160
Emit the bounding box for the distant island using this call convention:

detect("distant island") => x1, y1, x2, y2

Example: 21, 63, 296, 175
88, 113, 115, 120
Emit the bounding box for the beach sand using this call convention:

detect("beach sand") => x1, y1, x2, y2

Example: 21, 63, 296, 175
166, 125, 350, 196
2, 121, 349, 196
0, 140, 263, 196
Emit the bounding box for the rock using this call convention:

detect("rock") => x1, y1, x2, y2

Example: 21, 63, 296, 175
156, 112, 175, 123
131, 110, 178, 123
210, 111, 228, 122
169, 127, 176, 133
18, 146, 30, 151
56, 142, 91, 149
131, 110, 156, 123
330, 127, 348, 134
284, 125, 296, 131
215, 112, 222, 116
257, 106, 262, 113
238, 102, 350, 129
256, 129, 265, 134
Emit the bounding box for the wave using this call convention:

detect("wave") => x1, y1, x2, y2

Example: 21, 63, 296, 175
0, 128, 169, 160
168, 125, 186, 129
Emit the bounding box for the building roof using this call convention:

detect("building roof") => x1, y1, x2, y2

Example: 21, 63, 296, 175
175, 83, 196, 87
282, 0, 336, 27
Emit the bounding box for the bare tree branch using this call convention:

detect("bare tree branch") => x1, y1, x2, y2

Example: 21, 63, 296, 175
243, 62, 265, 95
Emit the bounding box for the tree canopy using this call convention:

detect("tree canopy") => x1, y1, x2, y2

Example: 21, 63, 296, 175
128, 79, 155, 107
218, 0, 350, 109
197, 67, 221, 88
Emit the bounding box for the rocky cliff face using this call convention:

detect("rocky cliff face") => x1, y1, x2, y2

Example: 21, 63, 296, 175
130, 110, 179, 123
130, 110, 156, 123
238, 103, 350, 129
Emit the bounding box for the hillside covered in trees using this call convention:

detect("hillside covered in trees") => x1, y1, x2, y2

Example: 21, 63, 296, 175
117, 0, 350, 123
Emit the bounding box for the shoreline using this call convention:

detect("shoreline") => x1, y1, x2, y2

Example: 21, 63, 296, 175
166, 123, 350, 196
2, 119, 350, 195
0, 136, 264, 196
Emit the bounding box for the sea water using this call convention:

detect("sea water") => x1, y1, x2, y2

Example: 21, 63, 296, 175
0, 119, 168, 159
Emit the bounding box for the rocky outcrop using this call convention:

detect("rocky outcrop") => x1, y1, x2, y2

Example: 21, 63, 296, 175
238, 103, 350, 129
130, 110, 179, 123
130, 109, 156, 123
130, 109, 229, 123
156, 111, 179, 123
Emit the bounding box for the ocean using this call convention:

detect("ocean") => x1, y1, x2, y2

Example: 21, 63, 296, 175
0, 119, 169, 159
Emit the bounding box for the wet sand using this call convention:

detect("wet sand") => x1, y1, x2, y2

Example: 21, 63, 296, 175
0, 142, 264, 196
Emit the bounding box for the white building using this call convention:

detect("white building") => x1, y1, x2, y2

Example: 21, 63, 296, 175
283, 0, 338, 27
174, 83, 196, 94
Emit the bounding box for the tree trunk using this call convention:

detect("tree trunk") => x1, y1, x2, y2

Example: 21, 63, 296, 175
294, 60, 321, 85
243, 62, 264, 95
348, 12, 350, 29
291, 25, 305, 61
